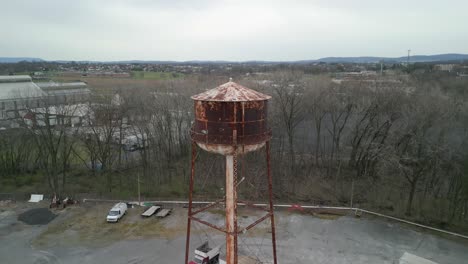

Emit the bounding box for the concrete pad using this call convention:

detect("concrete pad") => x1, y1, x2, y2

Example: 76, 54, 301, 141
238, 256, 261, 264
1, 205, 468, 264
28, 194, 43, 203
400, 252, 438, 264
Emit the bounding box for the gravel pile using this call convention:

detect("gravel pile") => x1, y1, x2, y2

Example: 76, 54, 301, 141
18, 208, 56, 225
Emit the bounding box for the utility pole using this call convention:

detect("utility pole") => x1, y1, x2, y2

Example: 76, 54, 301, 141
407, 49, 411, 66
380, 59, 384, 75
137, 172, 141, 206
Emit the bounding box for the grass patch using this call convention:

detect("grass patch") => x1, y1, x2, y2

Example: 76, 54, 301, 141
131, 71, 183, 80
0, 172, 47, 193
33, 205, 177, 249
313, 213, 343, 220
286, 208, 346, 220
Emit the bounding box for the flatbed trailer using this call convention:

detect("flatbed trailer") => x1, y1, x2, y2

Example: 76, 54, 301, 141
155, 208, 172, 218
141, 206, 160, 217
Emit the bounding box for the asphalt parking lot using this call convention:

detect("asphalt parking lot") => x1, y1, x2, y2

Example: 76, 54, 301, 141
1, 201, 467, 264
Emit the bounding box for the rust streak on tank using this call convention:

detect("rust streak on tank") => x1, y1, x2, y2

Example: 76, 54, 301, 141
191, 80, 271, 102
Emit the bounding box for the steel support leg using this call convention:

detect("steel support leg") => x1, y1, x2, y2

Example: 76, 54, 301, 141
233, 150, 238, 264
185, 142, 197, 264
266, 141, 278, 264
225, 155, 236, 264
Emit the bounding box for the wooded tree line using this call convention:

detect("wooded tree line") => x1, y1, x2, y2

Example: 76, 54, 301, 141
0, 72, 467, 230
258, 72, 468, 229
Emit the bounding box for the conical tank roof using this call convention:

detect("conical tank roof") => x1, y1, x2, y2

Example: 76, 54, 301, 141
191, 78, 271, 102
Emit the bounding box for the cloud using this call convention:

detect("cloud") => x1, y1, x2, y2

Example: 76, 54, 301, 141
0, 0, 467, 60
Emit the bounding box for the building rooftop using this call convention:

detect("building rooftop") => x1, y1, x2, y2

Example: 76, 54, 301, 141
31, 103, 90, 117
36, 81, 91, 96
0, 75, 45, 100
0, 75, 32, 83
37, 81, 88, 90
191, 79, 271, 102
45, 88, 91, 96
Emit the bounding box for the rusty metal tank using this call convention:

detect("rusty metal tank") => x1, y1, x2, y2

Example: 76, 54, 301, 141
191, 78, 271, 155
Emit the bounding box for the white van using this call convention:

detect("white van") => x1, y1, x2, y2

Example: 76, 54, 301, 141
106, 202, 128, 222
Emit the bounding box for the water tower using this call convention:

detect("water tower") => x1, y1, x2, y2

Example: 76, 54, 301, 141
185, 78, 278, 264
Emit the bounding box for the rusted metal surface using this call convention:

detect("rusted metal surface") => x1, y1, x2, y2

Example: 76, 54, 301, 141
185, 141, 197, 264
190, 216, 227, 234
191, 80, 271, 102
186, 82, 276, 264
226, 155, 236, 264
195, 142, 266, 156
233, 149, 238, 264
191, 94, 271, 155
238, 212, 272, 234
190, 199, 224, 216
266, 141, 278, 264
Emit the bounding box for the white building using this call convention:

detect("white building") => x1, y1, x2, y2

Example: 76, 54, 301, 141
37, 81, 91, 104
0, 75, 92, 129
434, 64, 455, 72
0, 75, 46, 122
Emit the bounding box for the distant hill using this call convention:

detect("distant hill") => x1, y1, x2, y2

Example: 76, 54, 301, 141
315, 54, 468, 63
0, 57, 44, 63
77, 54, 468, 64
1, 54, 468, 64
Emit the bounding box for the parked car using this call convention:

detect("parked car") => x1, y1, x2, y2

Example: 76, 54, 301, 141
106, 202, 127, 222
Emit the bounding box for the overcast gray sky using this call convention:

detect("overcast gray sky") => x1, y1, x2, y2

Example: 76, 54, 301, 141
1, 0, 467, 61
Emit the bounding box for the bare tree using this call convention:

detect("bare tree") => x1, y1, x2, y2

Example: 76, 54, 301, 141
20, 98, 79, 196
81, 94, 127, 192
304, 76, 330, 166
324, 86, 353, 177
394, 88, 450, 215
0, 129, 35, 184
273, 74, 305, 170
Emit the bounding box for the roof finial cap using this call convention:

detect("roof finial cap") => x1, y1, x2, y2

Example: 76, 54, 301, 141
229, 77, 233, 82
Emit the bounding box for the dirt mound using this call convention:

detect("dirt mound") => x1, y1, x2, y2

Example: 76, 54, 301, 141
18, 208, 56, 225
